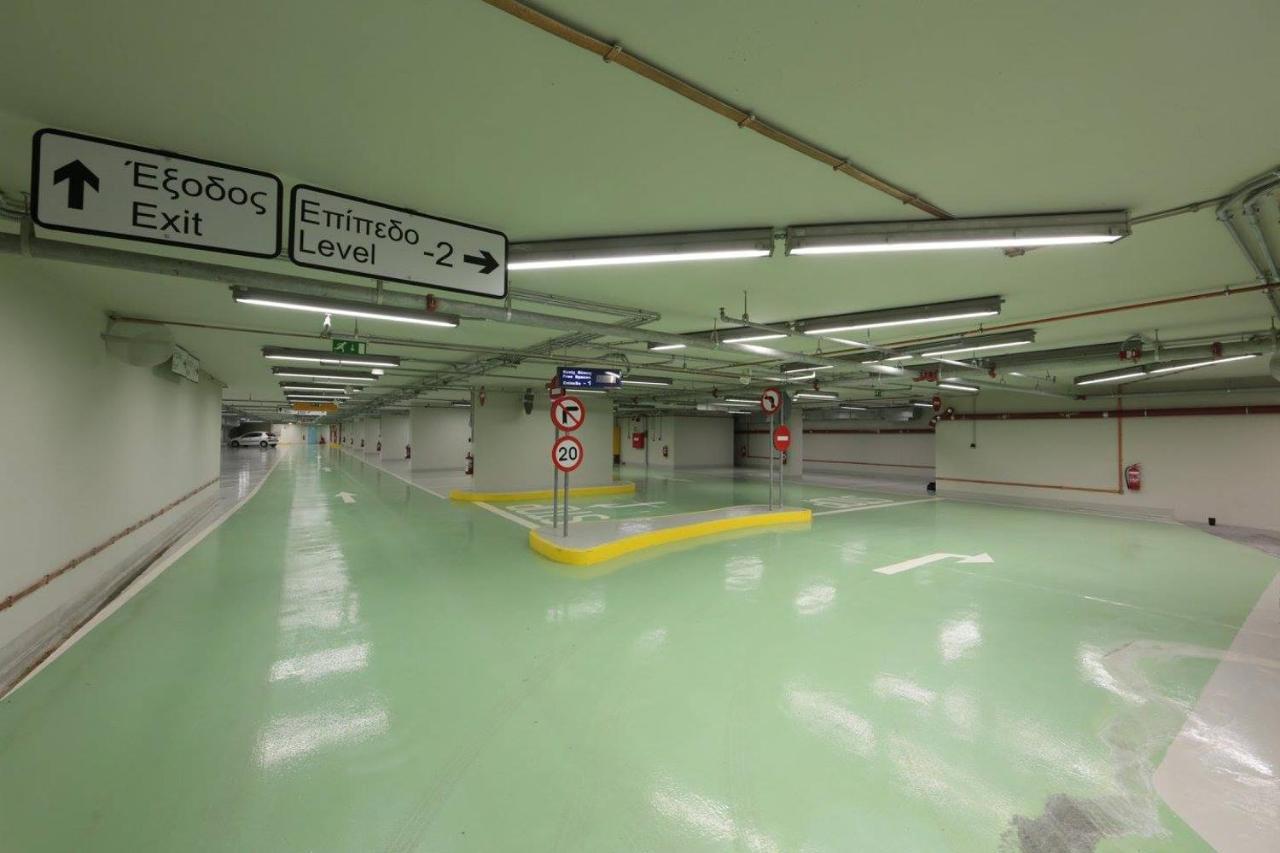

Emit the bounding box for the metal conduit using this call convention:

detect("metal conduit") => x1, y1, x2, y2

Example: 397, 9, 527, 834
477, 0, 951, 218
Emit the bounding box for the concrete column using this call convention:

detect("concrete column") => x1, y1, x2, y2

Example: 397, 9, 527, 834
410, 407, 472, 472
472, 391, 613, 491
380, 413, 410, 460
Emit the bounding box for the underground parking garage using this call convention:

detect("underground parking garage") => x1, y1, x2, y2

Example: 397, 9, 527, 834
2, 2, 1280, 851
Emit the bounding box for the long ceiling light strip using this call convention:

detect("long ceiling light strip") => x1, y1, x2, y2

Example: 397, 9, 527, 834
261, 346, 401, 369
508, 228, 774, 271
786, 212, 1129, 256
621, 375, 674, 386
234, 288, 459, 328
802, 297, 1003, 336
1074, 353, 1259, 386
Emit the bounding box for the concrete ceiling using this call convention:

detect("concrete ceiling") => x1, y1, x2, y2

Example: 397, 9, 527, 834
1, 0, 1278, 409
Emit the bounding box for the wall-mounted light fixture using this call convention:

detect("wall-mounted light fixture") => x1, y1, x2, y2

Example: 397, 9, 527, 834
508, 228, 774, 271
786, 212, 1128, 256
234, 288, 459, 328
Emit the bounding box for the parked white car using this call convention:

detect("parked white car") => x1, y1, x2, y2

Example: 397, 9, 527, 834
229, 431, 278, 448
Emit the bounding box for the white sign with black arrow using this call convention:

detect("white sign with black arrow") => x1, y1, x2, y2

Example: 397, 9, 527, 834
30, 128, 283, 258
289, 185, 508, 299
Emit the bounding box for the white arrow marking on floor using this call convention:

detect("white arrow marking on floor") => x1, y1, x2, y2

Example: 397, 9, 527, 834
873, 552, 992, 575
323, 467, 332, 472
337, 491, 357, 504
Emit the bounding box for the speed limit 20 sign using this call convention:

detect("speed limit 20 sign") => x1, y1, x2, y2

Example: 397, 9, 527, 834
552, 435, 584, 473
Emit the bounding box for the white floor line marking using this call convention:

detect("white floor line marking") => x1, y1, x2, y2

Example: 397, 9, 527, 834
474, 501, 540, 529
334, 446, 449, 500
337, 491, 357, 504
5, 451, 284, 699
874, 552, 993, 575
812, 497, 939, 517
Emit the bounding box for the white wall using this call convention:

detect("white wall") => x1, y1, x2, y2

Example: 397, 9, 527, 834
379, 413, 410, 460
618, 415, 650, 468
361, 417, 380, 453
473, 392, 613, 491
673, 416, 734, 468
410, 407, 472, 471
936, 414, 1280, 531
802, 424, 935, 479
0, 263, 221, 693
272, 423, 309, 445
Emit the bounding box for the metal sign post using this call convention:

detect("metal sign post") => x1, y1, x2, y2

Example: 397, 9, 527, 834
551, 404, 586, 540
760, 387, 783, 511
552, 421, 559, 529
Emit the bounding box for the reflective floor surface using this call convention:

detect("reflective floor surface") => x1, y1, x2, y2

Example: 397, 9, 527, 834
1, 445, 1276, 851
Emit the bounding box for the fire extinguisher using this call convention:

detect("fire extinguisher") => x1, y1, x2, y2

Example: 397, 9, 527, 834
739, 445, 747, 459
376, 440, 382, 453
662, 445, 669, 458
405, 445, 411, 459
1125, 463, 1141, 491
465, 452, 474, 475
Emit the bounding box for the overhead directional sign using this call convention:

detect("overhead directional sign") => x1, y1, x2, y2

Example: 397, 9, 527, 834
551, 396, 586, 432
552, 435, 584, 474
289, 185, 508, 299
557, 367, 622, 390
31, 128, 282, 258
760, 386, 783, 415
331, 338, 366, 355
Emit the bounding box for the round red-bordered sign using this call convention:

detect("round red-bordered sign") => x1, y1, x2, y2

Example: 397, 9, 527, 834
773, 424, 792, 452
552, 435, 584, 473
760, 386, 783, 414
550, 395, 586, 432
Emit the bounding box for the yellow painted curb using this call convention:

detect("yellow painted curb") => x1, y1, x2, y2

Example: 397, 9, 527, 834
529, 508, 813, 566
450, 482, 637, 503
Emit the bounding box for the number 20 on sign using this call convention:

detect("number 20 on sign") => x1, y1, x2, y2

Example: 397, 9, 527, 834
552, 435, 583, 474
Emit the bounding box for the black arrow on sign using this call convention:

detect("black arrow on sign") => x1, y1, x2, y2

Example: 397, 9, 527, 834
463, 249, 499, 275
53, 160, 100, 210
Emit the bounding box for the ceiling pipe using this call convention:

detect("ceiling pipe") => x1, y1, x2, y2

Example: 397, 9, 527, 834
477, 0, 950, 218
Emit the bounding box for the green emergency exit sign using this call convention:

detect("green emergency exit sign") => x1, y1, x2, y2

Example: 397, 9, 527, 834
332, 339, 366, 355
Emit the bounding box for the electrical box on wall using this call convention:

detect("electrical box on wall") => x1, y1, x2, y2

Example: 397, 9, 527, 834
632, 431, 646, 450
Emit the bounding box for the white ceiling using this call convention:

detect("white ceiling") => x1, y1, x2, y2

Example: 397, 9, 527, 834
1, 0, 1277, 409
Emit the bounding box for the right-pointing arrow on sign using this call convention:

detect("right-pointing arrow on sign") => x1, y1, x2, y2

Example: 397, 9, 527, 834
873, 552, 993, 575
463, 249, 499, 274
53, 159, 100, 210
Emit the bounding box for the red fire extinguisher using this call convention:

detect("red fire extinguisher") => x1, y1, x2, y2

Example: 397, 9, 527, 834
376, 440, 382, 453
465, 452, 474, 475
405, 445, 411, 459
662, 445, 669, 458
1125, 463, 1142, 491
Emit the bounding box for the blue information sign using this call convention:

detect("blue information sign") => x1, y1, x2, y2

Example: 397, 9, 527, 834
558, 367, 623, 390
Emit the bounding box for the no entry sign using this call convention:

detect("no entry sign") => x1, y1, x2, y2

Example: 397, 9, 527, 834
760, 386, 783, 415
551, 435, 584, 473
773, 424, 792, 452
550, 395, 586, 432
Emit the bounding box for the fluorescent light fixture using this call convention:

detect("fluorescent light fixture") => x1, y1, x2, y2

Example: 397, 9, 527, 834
286, 395, 347, 402
801, 297, 1003, 335
648, 342, 688, 352
450, 401, 472, 407
937, 383, 979, 393
916, 329, 1038, 359
720, 332, 787, 344
778, 372, 816, 382
840, 404, 868, 411
234, 288, 459, 328
1074, 353, 1259, 386
781, 362, 835, 374
261, 346, 400, 369
724, 398, 759, 404
508, 228, 774, 271
279, 383, 354, 392
786, 212, 1129, 256
912, 402, 934, 408
271, 368, 378, 383
794, 392, 838, 400
622, 375, 674, 386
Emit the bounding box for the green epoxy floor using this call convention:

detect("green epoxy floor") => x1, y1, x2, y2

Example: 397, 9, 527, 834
1, 446, 1276, 851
